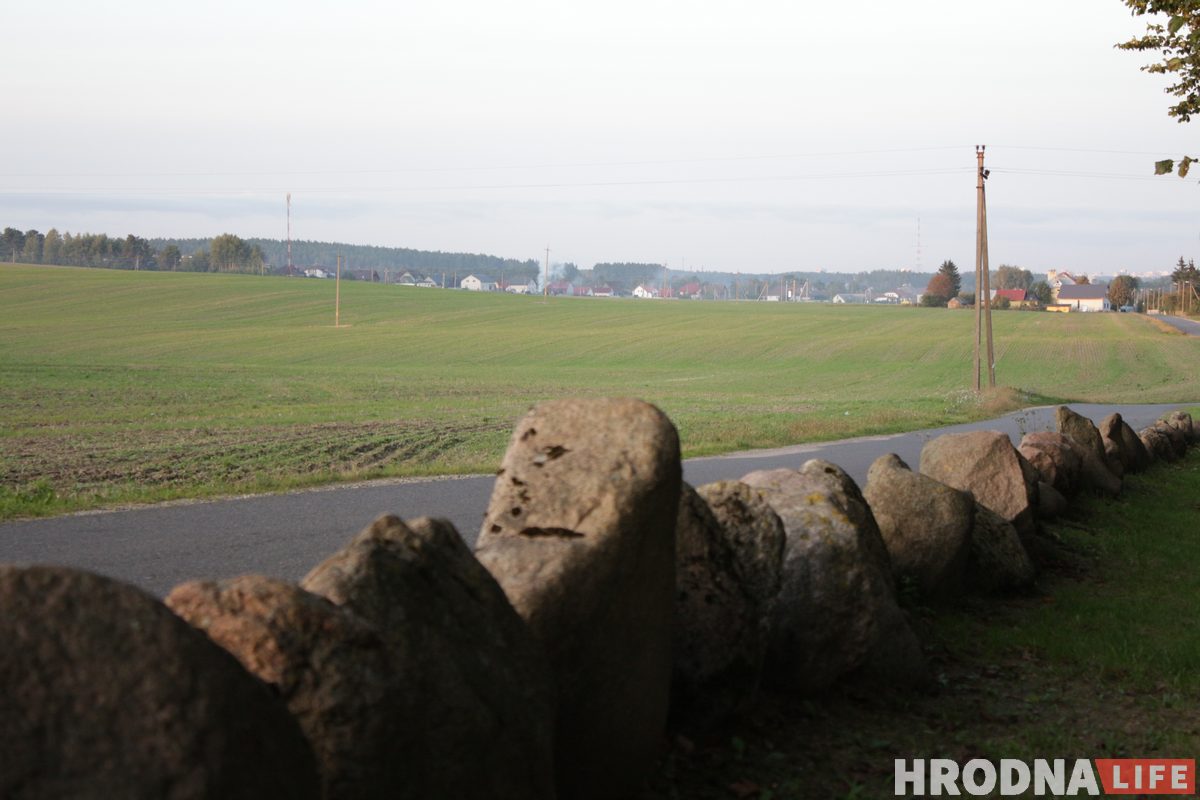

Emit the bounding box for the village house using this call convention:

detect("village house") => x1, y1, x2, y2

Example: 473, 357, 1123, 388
460, 274, 496, 292
632, 284, 657, 299
1056, 283, 1111, 312
501, 279, 538, 294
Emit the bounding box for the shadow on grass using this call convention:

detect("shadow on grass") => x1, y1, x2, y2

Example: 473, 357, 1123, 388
648, 450, 1200, 800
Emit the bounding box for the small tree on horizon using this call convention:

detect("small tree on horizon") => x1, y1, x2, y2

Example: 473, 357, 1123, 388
1108, 275, 1140, 308
922, 271, 956, 307
922, 260, 960, 307
938, 260, 962, 296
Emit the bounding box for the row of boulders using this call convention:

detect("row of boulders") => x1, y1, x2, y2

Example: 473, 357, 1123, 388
1, 400, 1196, 799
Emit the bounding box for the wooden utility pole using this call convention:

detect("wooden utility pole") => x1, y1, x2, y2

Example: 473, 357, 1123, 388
543, 245, 550, 300
974, 145, 996, 390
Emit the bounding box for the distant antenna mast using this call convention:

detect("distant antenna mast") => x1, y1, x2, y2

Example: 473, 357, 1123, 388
916, 216, 922, 273
543, 245, 550, 301
286, 193, 293, 273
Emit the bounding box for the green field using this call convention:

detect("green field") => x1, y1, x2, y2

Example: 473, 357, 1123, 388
2, 264, 1198, 517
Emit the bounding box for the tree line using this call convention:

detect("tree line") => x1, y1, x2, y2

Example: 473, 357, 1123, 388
2, 227, 155, 270
149, 237, 542, 279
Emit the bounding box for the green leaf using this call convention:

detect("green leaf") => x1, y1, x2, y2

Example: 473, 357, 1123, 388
1155, 158, 1176, 175
1179, 156, 1195, 178
1168, 16, 1186, 35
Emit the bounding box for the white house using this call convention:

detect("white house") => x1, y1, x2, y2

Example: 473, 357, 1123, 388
503, 279, 537, 294
1056, 283, 1110, 312
632, 284, 657, 299
414, 276, 438, 288
833, 293, 869, 304
460, 274, 496, 292
304, 268, 330, 279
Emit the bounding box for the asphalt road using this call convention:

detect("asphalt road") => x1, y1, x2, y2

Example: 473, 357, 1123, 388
0, 402, 1190, 596
1156, 314, 1200, 337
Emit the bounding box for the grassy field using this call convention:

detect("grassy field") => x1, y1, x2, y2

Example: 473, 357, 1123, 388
2, 264, 1199, 517
650, 448, 1200, 799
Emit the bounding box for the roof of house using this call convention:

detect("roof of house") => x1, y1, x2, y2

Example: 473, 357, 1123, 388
996, 288, 1027, 302
464, 273, 495, 283
1057, 284, 1108, 300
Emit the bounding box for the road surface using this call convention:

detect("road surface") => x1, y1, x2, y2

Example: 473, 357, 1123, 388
0, 402, 1190, 596
1155, 314, 1200, 337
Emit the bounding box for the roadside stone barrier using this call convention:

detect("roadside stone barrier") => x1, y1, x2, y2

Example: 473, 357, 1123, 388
967, 502, 1036, 593
1154, 419, 1190, 459
166, 575, 408, 800
1099, 412, 1151, 474
671, 481, 785, 729
0, 566, 319, 799
474, 398, 681, 800
0, 402, 1195, 799
919, 430, 1040, 541
863, 453, 974, 599
302, 514, 556, 800
1141, 425, 1177, 463
1166, 410, 1197, 443
742, 460, 928, 693
1018, 431, 1084, 497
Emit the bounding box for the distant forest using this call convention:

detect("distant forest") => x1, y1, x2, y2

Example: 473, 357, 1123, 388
149, 237, 542, 280
6, 225, 943, 292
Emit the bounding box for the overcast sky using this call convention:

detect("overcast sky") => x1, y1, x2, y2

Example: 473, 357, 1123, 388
4, 1, 1198, 274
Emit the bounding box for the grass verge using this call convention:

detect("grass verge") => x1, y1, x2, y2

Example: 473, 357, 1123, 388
649, 447, 1200, 800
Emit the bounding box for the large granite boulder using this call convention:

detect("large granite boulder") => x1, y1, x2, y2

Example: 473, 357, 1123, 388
0, 566, 318, 800
1018, 431, 1083, 497
1140, 426, 1177, 463
303, 515, 555, 800
1036, 481, 1068, 520
863, 453, 974, 599
968, 504, 1036, 593
167, 575, 407, 799
1099, 412, 1150, 474
1155, 420, 1190, 458
474, 398, 681, 800
919, 430, 1038, 540
741, 461, 927, 693
1056, 406, 1107, 464
1165, 410, 1197, 444
671, 481, 785, 729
